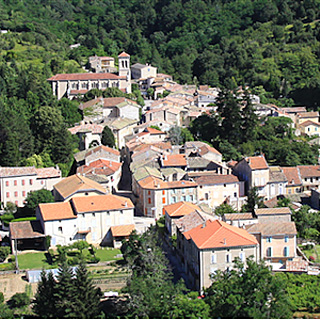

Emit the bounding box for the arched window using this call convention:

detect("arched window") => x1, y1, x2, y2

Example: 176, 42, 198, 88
266, 247, 272, 257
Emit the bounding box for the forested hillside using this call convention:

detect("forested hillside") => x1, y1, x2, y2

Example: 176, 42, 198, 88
2, 0, 320, 107
1, 0, 320, 170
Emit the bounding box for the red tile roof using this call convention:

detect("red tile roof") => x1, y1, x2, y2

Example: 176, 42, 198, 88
281, 167, 302, 186
35, 167, 61, 178
299, 120, 320, 127
246, 221, 297, 235
245, 155, 269, 170
162, 154, 187, 167
118, 52, 130, 57
111, 224, 135, 237
254, 207, 291, 216
48, 73, 125, 81
68, 124, 104, 135
10, 221, 44, 239
184, 220, 258, 249
164, 201, 201, 217
71, 194, 134, 213
193, 174, 239, 185
297, 165, 320, 178
77, 159, 121, 176
298, 111, 319, 118
138, 176, 197, 190
39, 202, 76, 221
85, 145, 120, 157
0, 167, 37, 177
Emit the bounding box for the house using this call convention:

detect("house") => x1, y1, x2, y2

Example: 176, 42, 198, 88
80, 97, 140, 122
76, 158, 122, 193
36, 194, 134, 246
298, 120, 320, 137
74, 145, 120, 167
223, 212, 256, 228
297, 165, 320, 191
53, 174, 107, 202
131, 63, 157, 80
281, 167, 303, 194
193, 174, 245, 211
0, 166, 62, 207
184, 141, 222, 164
135, 176, 198, 218
89, 56, 117, 73
164, 201, 201, 236
296, 111, 319, 125
246, 207, 297, 268
182, 219, 259, 291
110, 224, 135, 248
68, 123, 104, 150
47, 52, 131, 99
267, 166, 287, 198
233, 155, 270, 199
161, 154, 187, 170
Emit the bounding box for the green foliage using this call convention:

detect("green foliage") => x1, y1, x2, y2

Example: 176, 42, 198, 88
101, 125, 115, 148
0, 292, 3, 304
0, 247, 11, 262
11, 217, 36, 222
242, 186, 265, 214
8, 292, 30, 309
277, 197, 291, 207
215, 203, 236, 216
149, 125, 161, 131
25, 189, 54, 213
0, 213, 14, 227
33, 263, 102, 319
204, 257, 292, 319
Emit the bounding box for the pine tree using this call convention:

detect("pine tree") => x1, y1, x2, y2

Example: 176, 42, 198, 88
101, 125, 115, 148
73, 261, 102, 318
33, 271, 57, 318
54, 263, 77, 318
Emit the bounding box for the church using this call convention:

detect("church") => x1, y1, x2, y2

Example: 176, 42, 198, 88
47, 52, 131, 99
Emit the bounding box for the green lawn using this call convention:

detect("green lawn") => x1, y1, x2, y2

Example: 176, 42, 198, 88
299, 244, 320, 262
17, 248, 122, 270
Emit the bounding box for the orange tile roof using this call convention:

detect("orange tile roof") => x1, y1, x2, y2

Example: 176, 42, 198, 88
39, 202, 76, 221
111, 224, 135, 237
246, 221, 297, 236
297, 165, 320, 178
281, 167, 302, 186
71, 194, 134, 213
245, 155, 268, 170
145, 127, 165, 134
193, 174, 239, 185
184, 220, 258, 249
118, 51, 130, 57
35, 167, 61, 178
164, 201, 201, 217
85, 145, 120, 157
299, 120, 320, 127
77, 159, 121, 176
138, 176, 197, 190
254, 207, 291, 216
298, 111, 319, 118
162, 154, 187, 167
54, 174, 107, 199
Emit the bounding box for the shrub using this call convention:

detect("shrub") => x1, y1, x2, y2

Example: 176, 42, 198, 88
0, 247, 11, 262
0, 292, 4, 303
8, 292, 30, 309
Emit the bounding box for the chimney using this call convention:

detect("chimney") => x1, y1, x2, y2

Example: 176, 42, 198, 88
124, 201, 128, 207
224, 238, 226, 245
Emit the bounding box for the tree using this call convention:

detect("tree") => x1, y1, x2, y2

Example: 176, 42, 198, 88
8, 292, 30, 309
73, 261, 102, 318
25, 189, 54, 214
204, 257, 292, 319
101, 125, 115, 148
242, 186, 264, 214
215, 203, 236, 216
0, 247, 10, 262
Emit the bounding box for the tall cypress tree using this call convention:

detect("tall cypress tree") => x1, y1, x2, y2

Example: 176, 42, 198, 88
73, 261, 102, 318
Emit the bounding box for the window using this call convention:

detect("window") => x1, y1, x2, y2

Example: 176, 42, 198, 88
284, 246, 289, 257
234, 192, 237, 197
5, 181, 9, 187
72, 83, 77, 89
205, 193, 209, 200
22, 180, 25, 186
85, 192, 89, 196
41, 180, 44, 185
29, 179, 33, 185
101, 82, 107, 88
58, 227, 63, 233
15, 201, 18, 206
190, 195, 193, 202
148, 198, 151, 204
211, 253, 217, 264
266, 247, 272, 257
81, 82, 88, 89
162, 197, 166, 204
14, 191, 18, 197
162, 190, 165, 195
224, 184, 226, 187
284, 236, 289, 243
14, 180, 17, 186
22, 191, 26, 197
239, 252, 245, 262
92, 213, 95, 217
82, 214, 85, 218
226, 254, 231, 263
255, 178, 259, 186
6, 192, 9, 198
182, 196, 186, 201
148, 190, 151, 195
120, 210, 123, 214
267, 236, 272, 243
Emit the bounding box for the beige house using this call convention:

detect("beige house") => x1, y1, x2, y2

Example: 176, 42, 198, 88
234, 155, 270, 199
296, 111, 319, 125
281, 167, 303, 194
267, 166, 287, 198
53, 174, 107, 202
298, 120, 320, 137
0, 167, 61, 207
297, 165, 320, 191
36, 194, 135, 246
223, 212, 256, 228
193, 174, 245, 211
246, 207, 297, 268
48, 52, 131, 99
131, 63, 157, 80
182, 219, 259, 292
89, 56, 116, 73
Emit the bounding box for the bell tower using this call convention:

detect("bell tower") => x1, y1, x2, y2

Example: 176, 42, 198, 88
118, 51, 131, 78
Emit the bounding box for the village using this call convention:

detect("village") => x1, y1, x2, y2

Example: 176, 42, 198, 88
1, 51, 320, 298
